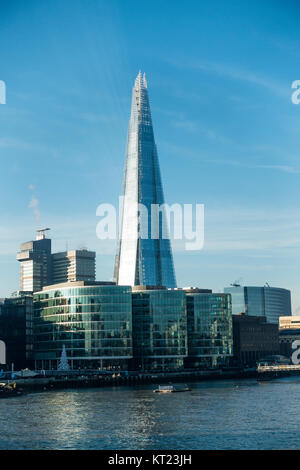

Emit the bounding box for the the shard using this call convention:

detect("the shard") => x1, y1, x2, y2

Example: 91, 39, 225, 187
114, 71, 177, 288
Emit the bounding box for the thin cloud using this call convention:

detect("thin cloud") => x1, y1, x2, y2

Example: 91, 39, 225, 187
167, 58, 288, 98
0, 137, 58, 157
28, 185, 41, 226
253, 164, 300, 174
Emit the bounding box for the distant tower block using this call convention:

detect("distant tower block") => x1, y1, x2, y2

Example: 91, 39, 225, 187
52, 249, 96, 284
17, 228, 96, 292
16, 228, 52, 292
114, 72, 176, 288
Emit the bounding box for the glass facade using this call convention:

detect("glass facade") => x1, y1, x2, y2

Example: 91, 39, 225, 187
33, 283, 133, 370
32, 284, 235, 371
224, 286, 245, 315
224, 285, 291, 324
263, 287, 291, 324
186, 293, 233, 368
114, 72, 176, 288
132, 289, 187, 371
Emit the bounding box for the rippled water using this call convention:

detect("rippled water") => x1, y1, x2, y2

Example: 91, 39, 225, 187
1, 378, 300, 449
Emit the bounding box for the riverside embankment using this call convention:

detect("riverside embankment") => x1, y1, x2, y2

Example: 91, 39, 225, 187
2, 368, 257, 391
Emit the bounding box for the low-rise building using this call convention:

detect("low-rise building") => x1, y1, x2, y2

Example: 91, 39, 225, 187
31, 283, 236, 372
185, 292, 233, 369
33, 281, 132, 370
0, 292, 33, 369
232, 313, 279, 367
132, 287, 187, 371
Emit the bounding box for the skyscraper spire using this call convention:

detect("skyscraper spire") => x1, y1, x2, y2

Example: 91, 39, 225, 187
114, 72, 176, 288
143, 72, 147, 88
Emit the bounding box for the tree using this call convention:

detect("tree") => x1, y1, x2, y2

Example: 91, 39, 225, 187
58, 344, 70, 371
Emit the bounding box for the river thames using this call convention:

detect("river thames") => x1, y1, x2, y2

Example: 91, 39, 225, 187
0, 378, 299, 450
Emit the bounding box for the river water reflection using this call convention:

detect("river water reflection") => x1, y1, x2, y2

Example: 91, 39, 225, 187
0, 378, 299, 449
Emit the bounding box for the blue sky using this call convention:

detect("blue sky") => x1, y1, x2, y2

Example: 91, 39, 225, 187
1, 0, 300, 311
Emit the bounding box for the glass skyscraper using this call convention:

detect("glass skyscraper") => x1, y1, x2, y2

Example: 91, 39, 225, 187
114, 72, 176, 288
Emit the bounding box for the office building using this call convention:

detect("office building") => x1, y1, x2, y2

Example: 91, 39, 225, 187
16, 229, 52, 292
33, 281, 132, 370
186, 292, 233, 369
31, 281, 238, 371
224, 285, 291, 323
232, 314, 279, 367
52, 250, 96, 284
132, 287, 187, 371
17, 229, 96, 292
114, 72, 176, 288
183, 287, 213, 294
0, 292, 33, 369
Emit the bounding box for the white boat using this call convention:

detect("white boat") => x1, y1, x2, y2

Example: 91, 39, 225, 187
154, 384, 191, 393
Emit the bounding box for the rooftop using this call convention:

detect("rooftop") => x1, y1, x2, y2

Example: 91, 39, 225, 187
41, 280, 117, 291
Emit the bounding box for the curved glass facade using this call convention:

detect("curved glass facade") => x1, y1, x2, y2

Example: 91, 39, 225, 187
33, 284, 132, 370
224, 285, 292, 324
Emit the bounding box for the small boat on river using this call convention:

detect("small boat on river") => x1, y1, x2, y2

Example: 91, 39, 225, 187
154, 384, 191, 393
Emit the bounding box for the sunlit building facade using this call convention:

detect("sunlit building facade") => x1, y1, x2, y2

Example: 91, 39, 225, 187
16, 231, 52, 292
186, 293, 233, 368
114, 72, 176, 288
33, 282, 133, 370
32, 284, 235, 371
52, 249, 96, 284
132, 287, 187, 371
17, 230, 96, 292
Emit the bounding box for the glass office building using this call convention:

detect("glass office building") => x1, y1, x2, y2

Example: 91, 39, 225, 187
132, 288, 187, 371
186, 293, 233, 368
224, 285, 291, 324
33, 282, 133, 370
114, 72, 176, 288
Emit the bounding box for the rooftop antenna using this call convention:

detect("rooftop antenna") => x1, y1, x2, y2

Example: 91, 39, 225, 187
78, 244, 87, 251
230, 277, 243, 287
36, 227, 50, 240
